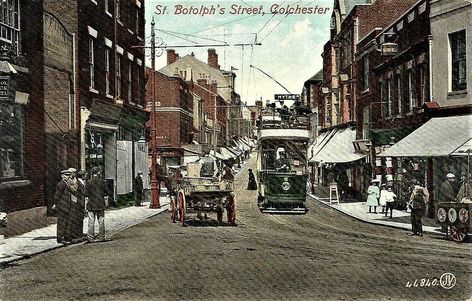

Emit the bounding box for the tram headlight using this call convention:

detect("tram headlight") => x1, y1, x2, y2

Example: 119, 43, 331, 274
448, 208, 457, 223
458, 208, 469, 224
437, 208, 447, 223
281, 181, 291, 191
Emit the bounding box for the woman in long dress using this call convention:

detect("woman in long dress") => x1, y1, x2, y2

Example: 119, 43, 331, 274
247, 169, 257, 190
366, 180, 380, 213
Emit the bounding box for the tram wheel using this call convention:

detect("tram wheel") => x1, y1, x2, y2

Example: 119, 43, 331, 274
178, 190, 186, 227
449, 225, 467, 243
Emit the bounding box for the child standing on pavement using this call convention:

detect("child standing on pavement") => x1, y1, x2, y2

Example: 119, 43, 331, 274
379, 184, 387, 214
366, 180, 380, 213
382, 186, 397, 218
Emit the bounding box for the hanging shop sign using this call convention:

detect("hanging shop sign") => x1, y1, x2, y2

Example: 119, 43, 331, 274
274, 94, 300, 101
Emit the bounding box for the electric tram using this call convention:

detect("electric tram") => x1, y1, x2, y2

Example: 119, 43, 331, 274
256, 106, 311, 214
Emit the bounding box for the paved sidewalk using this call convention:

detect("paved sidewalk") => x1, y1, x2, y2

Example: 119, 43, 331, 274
308, 193, 442, 234
0, 156, 253, 265
0, 198, 170, 264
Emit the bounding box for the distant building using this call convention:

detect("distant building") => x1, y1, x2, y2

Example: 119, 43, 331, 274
145, 68, 194, 166
158, 49, 238, 150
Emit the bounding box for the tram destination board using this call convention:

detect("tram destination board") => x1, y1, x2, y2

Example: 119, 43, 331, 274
274, 94, 300, 101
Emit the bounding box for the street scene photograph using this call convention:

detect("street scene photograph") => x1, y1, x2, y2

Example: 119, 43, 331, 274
0, 0, 471, 300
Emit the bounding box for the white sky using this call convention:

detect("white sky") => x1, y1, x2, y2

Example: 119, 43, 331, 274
145, 0, 332, 105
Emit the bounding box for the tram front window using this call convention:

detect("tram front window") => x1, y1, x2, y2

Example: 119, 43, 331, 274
274, 147, 290, 172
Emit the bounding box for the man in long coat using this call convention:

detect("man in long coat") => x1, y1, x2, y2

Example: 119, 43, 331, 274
134, 171, 144, 206
54, 170, 74, 243
439, 173, 458, 202
86, 167, 107, 242
71, 170, 87, 241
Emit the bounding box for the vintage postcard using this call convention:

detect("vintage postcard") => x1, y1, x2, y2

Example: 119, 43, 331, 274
0, 0, 471, 300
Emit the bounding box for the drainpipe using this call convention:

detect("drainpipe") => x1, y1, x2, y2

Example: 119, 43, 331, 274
428, 35, 433, 101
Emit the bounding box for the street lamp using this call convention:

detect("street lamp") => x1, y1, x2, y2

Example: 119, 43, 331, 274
149, 16, 160, 209
137, 136, 146, 152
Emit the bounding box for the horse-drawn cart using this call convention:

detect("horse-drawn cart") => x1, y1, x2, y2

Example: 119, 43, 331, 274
169, 177, 236, 226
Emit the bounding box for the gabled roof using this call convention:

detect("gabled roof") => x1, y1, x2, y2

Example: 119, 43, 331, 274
309, 69, 323, 82
159, 55, 232, 102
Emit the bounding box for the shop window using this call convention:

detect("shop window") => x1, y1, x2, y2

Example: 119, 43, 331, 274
85, 131, 105, 174
419, 64, 427, 105
449, 30, 467, 91
408, 70, 415, 112
89, 37, 95, 89
116, 54, 122, 98
105, 48, 110, 95
128, 59, 132, 103
363, 56, 369, 90
387, 78, 393, 117
396, 75, 402, 115
0, 102, 23, 180
0, 0, 20, 54
116, 0, 121, 22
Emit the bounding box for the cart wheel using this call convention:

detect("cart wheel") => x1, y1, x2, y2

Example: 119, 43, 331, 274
449, 225, 467, 243
226, 195, 236, 226
178, 190, 186, 227
170, 197, 177, 223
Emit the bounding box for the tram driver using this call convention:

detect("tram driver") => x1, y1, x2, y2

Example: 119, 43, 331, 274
274, 148, 290, 172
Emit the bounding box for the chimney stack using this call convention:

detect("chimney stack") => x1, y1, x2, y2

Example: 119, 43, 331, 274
210, 80, 218, 93
207, 49, 219, 69
167, 49, 178, 65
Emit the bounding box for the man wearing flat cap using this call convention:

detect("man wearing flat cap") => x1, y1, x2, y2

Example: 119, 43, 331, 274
53, 169, 74, 244
439, 173, 458, 203
86, 166, 108, 242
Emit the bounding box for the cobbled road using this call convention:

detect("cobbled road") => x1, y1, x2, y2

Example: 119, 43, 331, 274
1, 156, 471, 301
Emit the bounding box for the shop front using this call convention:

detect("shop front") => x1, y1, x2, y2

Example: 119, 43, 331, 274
379, 115, 472, 212
309, 127, 366, 199
82, 100, 121, 203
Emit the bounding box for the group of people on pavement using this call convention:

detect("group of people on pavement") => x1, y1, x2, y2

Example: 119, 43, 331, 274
54, 166, 108, 244
365, 171, 472, 238
366, 180, 398, 217
366, 178, 428, 236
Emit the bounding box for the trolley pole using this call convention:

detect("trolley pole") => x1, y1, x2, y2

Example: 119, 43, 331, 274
149, 16, 160, 209
213, 95, 217, 153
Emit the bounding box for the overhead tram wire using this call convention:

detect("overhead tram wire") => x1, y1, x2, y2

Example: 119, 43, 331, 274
158, 30, 198, 44
259, 0, 305, 43
190, 14, 257, 35
256, 0, 286, 36
157, 28, 228, 44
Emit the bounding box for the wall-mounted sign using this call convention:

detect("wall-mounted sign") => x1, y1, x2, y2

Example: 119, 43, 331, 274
0, 76, 16, 102
274, 94, 300, 100
44, 13, 73, 72
380, 43, 398, 56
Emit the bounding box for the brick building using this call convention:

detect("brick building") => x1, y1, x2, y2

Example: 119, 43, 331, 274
159, 49, 234, 150
76, 0, 149, 198
353, 0, 431, 197
145, 68, 194, 166
0, 0, 46, 235
313, 0, 419, 194
44, 0, 148, 203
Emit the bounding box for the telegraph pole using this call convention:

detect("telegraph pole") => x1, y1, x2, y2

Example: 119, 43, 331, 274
149, 16, 160, 209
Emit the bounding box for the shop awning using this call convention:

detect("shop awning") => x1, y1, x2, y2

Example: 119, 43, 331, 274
379, 115, 472, 157
451, 138, 472, 156
210, 150, 227, 161
220, 147, 237, 159
309, 128, 365, 163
